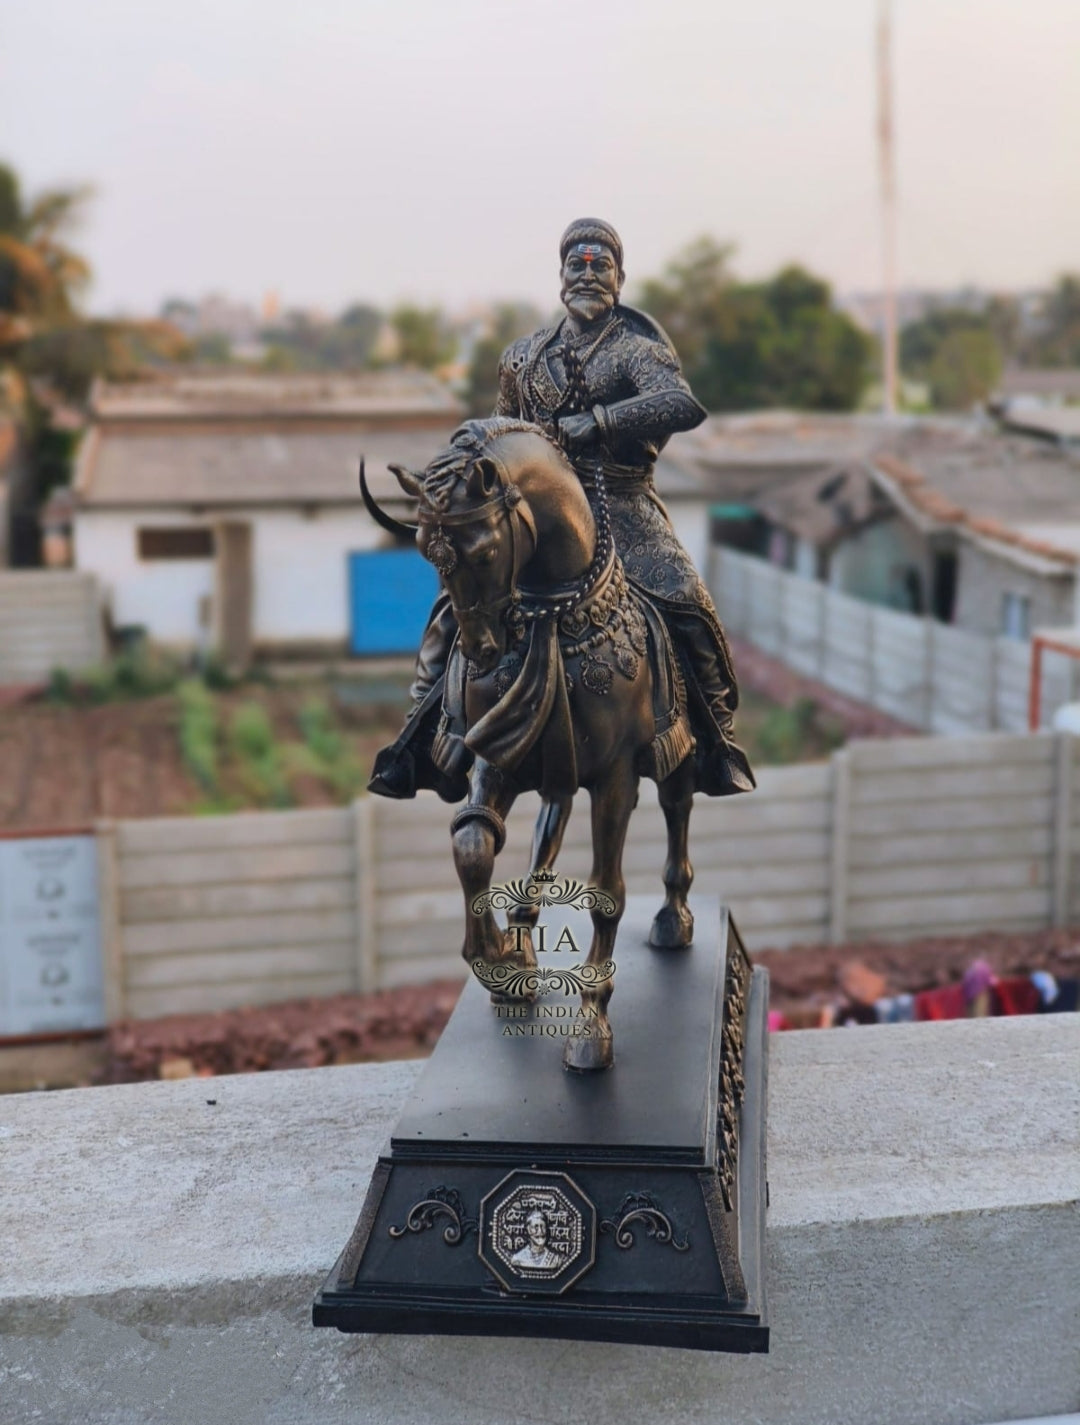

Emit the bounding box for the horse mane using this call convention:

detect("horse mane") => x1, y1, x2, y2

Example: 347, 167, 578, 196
420, 418, 563, 512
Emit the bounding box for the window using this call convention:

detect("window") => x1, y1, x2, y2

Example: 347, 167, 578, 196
1001, 592, 1031, 640
137, 527, 215, 560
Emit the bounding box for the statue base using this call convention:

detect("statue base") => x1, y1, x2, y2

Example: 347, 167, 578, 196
313, 899, 769, 1353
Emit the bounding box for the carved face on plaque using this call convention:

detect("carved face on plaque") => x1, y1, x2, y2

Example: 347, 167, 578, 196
479, 1169, 596, 1294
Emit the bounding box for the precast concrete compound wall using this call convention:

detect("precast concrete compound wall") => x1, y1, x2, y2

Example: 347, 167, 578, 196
95, 731, 1080, 1019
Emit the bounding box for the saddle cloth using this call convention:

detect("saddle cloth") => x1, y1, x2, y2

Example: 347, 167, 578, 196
432, 586, 694, 799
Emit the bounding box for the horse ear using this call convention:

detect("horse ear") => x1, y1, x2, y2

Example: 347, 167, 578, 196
388, 462, 424, 500
466, 456, 499, 500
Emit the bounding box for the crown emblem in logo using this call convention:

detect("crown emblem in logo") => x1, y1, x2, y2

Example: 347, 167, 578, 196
531, 868, 558, 884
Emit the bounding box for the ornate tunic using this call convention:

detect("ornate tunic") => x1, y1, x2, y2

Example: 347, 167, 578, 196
494, 308, 711, 607
495, 308, 706, 476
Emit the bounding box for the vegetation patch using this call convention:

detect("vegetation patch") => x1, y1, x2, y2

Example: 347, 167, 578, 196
177, 679, 220, 797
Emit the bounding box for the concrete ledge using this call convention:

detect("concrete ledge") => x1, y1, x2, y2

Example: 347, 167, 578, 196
1, 1015, 1078, 1425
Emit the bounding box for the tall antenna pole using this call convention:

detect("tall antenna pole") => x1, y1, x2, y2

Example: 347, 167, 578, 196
877, 0, 899, 415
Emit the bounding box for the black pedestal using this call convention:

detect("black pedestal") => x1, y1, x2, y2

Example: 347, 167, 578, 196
313, 900, 769, 1353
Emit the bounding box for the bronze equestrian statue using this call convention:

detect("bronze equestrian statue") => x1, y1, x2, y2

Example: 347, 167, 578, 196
365, 219, 754, 1071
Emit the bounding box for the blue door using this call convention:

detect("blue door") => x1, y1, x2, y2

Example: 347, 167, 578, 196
348, 549, 440, 655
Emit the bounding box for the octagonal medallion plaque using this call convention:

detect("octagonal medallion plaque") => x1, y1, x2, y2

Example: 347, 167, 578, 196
479, 1169, 596, 1295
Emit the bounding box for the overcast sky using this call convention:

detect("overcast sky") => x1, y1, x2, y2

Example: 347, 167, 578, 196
1, 0, 1077, 317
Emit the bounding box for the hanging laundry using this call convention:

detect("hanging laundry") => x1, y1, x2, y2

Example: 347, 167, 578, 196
992, 976, 1040, 1017
963, 959, 996, 1018
835, 1001, 879, 1027
1040, 977, 1079, 1013
1031, 971, 1059, 1009
915, 984, 968, 1021
875, 993, 915, 1024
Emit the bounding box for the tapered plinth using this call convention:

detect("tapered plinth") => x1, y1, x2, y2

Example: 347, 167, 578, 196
314, 899, 769, 1353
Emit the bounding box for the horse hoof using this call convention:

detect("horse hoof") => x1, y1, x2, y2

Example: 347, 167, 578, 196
649, 904, 694, 949
563, 1026, 614, 1072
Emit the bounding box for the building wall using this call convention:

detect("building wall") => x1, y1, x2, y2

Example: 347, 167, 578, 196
666, 499, 708, 582
75, 509, 215, 643
826, 515, 933, 612
74, 506, 384, 647
953, 541, 1074, 638
249, 507, 380, 642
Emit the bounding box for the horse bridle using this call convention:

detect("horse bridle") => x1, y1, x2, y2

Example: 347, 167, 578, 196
417, 463, 538, 633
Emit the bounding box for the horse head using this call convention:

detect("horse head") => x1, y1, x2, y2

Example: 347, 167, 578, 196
389, 448, 534, 675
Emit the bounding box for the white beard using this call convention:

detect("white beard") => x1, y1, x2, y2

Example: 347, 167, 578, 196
561, 287, 615, 325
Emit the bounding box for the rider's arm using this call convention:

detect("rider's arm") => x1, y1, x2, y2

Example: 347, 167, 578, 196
592, 337, 707, 443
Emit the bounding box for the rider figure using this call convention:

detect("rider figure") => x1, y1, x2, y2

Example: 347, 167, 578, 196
369, 217, 754, 802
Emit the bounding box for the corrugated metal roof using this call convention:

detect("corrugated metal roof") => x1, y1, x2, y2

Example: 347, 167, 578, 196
872, 429, 1080, 566
753, 464, 881, 546
77, 426, 459, 508
90, 370, 462, 421
76, 421, 705, 509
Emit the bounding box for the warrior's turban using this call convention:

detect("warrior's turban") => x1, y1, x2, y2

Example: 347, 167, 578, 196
559, 218, 624, 279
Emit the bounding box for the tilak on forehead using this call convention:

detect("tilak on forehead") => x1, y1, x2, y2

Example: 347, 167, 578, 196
558, 217, 624, 273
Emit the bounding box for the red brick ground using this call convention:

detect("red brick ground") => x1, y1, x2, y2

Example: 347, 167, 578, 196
729, 634, 917, 740
95, 922, 1080, 1083
103, 980, 463, 1083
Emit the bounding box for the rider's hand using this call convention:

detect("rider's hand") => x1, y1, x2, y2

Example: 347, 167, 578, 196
557, 412, 599, 449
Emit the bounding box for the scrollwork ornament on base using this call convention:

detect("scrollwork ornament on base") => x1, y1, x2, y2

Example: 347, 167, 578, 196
388, 1186, 477, 1245
599, 1192, 690, 1252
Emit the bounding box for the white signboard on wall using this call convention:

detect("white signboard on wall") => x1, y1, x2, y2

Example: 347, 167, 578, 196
0, 835, 105, 1038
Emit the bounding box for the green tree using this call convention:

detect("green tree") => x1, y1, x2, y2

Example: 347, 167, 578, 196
0, 161, 189, 560
465, 302, 541, 415
333, 303, 382, 366
900, 306, 1004, 409
259, 304, 383, 372
637, 236, 736, 368
637, 243, 872, 411
927, 328, 1003, 409
1027, 274, 1080, 367
0, 167, 91, 322
389, 304, 456, 370
1, 162, 189, 405
0, 163, 93, 411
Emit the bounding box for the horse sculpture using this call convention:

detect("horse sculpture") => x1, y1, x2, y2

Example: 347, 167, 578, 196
371, 418, 698, 1072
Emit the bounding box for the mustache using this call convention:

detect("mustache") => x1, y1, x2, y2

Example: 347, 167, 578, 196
562, 282, 615, 302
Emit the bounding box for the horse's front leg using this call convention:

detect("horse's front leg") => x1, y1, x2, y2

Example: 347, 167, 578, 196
650, 753, 696, 948
505, 794, 574, 967
564, 760, 638, 1073
452, 759, 516, 969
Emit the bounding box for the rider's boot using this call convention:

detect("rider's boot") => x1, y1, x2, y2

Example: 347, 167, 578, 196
668, 610, 755, 795
368, 594, 460, 800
